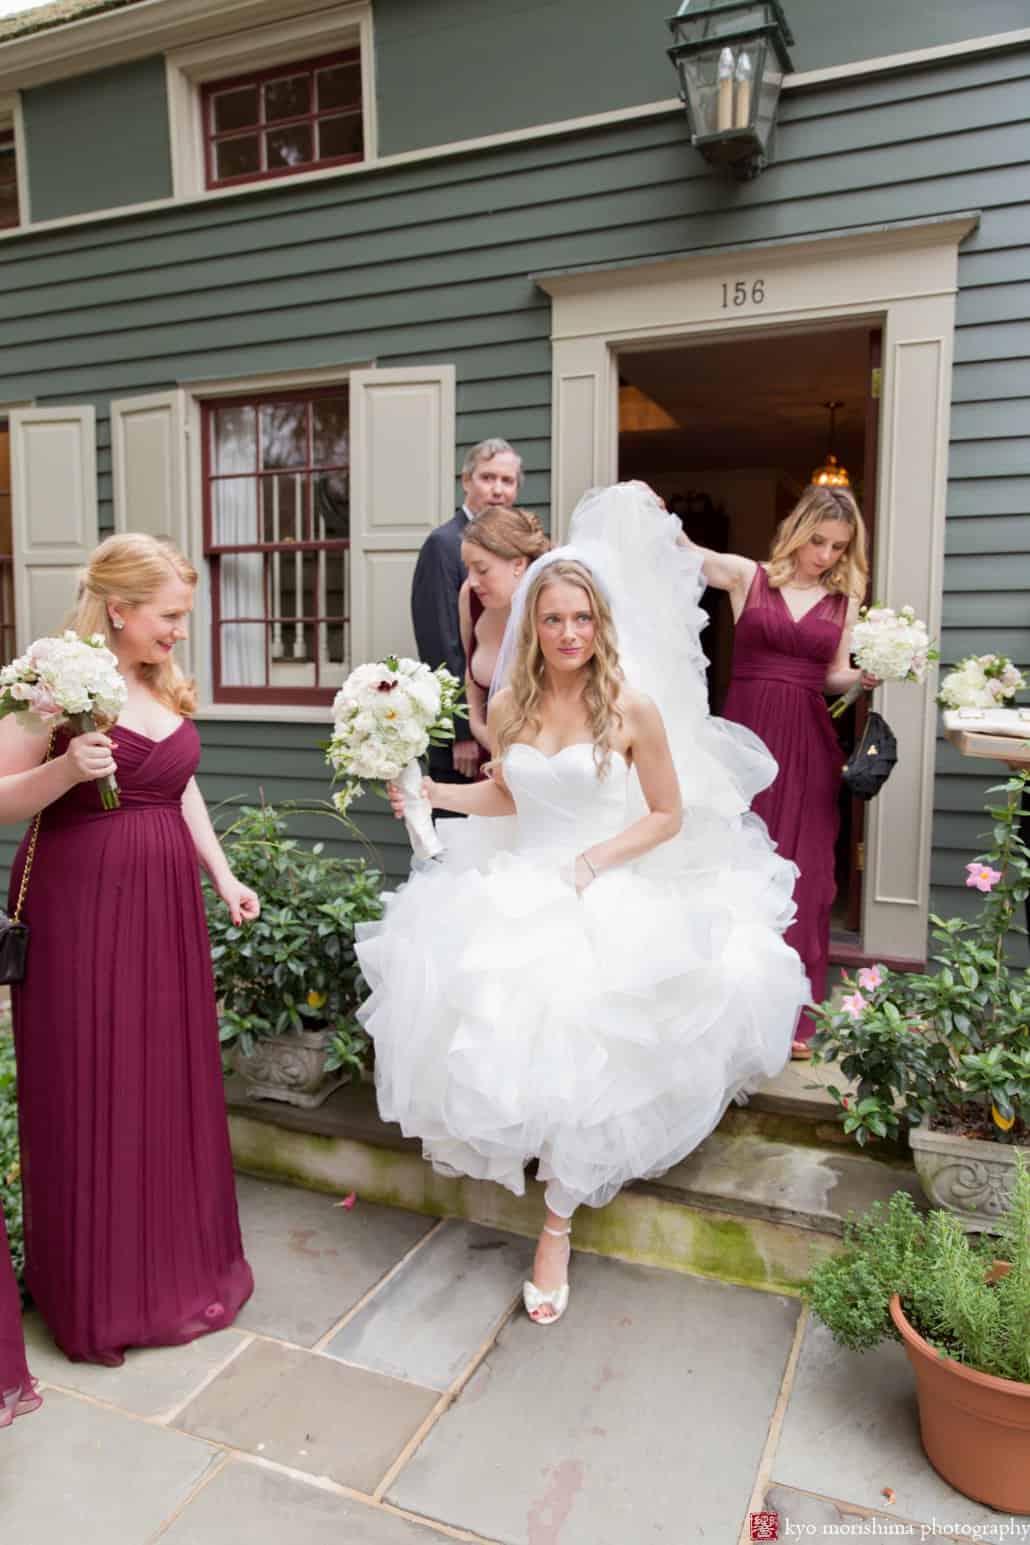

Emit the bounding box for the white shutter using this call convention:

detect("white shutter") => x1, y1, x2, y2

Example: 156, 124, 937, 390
10, 405, 98, 649
110, 390, 187, 550
348, 365, 456, 665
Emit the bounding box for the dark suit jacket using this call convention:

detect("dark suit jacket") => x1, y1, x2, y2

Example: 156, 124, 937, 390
411, 510, 468, 682
411, 509, 472, 779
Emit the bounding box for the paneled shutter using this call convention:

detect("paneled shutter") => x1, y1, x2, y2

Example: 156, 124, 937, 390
10, 405, 98, 648
110, 390, 188, 550
348, 365, 456, 666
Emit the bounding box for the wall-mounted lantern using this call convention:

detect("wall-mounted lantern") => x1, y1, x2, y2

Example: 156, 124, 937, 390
667, 0, 795, 178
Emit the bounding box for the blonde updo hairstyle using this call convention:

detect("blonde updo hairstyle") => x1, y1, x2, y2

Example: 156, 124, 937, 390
493, 558, 624, 779
766, 485, 869, 601
66, 533, 198, 717
462, 504, 551, 564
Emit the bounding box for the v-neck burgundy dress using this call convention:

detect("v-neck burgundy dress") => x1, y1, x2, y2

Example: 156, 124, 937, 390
722, 565, 848, 1036
9, 720, 252, 1364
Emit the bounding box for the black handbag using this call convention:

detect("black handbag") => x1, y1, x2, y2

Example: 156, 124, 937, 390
0, 731, 53, 985
842, 709, 898, 801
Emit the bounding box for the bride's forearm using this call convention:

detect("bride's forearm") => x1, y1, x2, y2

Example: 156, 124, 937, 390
582, 809, 681, 875
430, 776, 515, 818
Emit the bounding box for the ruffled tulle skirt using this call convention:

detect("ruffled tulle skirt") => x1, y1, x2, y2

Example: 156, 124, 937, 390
357, 812, 809, 1213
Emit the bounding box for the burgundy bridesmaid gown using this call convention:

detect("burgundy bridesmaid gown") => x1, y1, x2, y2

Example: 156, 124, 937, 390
0, 1203, 38, 1424
10, 721, 252, 1364
722, 565, 848, 1040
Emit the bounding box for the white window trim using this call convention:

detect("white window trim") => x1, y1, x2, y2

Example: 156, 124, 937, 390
183, 360, 371, 718
0, 91, 29, 226
165, 0, 375, 200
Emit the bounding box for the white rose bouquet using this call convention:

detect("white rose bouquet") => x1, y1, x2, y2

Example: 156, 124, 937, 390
828, 604, 937, 720
327, 656, 465, 860
0, 631, 128, 809
937, 654, 1025, 711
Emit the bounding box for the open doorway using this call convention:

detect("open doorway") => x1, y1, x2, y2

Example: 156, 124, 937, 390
617, 321, 880, 950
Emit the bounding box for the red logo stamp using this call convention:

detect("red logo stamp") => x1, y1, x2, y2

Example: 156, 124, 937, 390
749, 1514, 780, 1542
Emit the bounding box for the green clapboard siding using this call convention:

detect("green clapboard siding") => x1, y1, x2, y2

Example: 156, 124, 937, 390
22, 56, 172, 222
373, 0, 1030, 155
0, 40, 1029, 903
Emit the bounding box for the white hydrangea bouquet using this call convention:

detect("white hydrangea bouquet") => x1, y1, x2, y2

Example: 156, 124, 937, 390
937, 654, 1025, 711
0, 631, 128, 809
829, 604, 937, 719
327, 656, 465, 860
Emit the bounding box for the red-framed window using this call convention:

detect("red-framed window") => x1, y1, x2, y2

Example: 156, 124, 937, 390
202, 48, 363, 189
0, 130, 19, 230
0, 419, 16, 663
202, 389, 350, 705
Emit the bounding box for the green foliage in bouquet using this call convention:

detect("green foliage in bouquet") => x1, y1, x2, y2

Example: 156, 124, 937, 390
805, 1155, 1030, 1384
810, 772, 1030, 1147
0, 1029, 22, 1290
204, 804, 384, 1078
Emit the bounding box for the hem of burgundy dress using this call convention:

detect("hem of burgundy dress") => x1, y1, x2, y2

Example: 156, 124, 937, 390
36, 1259, 254, 1368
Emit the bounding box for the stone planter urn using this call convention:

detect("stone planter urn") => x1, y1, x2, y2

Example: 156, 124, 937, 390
233, 1026, 347, 1110
908, 1119, 1028, 1232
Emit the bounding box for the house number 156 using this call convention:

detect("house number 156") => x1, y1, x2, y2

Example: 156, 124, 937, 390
721, 279, 766, 307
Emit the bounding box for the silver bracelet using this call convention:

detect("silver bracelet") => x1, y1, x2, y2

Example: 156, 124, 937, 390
581, 853, 598, 880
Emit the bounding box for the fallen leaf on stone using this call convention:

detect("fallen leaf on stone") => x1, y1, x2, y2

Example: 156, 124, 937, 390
334, 1192, 357, 1210
881, 1488, 896, 1504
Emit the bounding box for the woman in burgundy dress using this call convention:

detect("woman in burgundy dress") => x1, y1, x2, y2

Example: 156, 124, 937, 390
459, 506, 551, 770
685, 486, 872, 1056
0, 534, 259, 1364
1, 1203, 39, 1425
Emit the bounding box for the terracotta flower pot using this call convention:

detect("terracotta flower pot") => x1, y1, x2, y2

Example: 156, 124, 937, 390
890, 1293, 1030, 1515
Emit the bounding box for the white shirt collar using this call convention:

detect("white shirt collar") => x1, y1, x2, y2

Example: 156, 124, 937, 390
461, 505, 474, 522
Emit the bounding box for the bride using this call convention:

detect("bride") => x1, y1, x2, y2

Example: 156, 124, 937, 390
355, 483, 809, 1323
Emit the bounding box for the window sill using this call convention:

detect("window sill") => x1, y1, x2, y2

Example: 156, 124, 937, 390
195, 702, 330, 724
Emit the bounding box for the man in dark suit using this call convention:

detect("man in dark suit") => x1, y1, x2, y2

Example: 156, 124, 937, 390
411, 437, 523, 786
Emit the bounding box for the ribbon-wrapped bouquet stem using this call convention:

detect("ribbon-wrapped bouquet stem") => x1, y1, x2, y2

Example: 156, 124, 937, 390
0, 632, 127, 808
327, 657, 466, 861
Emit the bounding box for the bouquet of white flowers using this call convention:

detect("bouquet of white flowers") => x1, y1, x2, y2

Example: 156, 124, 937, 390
828, 604, 936, 720
0, 631, 127, 808
327, 656, 465, 860
937, 653, 1025, 711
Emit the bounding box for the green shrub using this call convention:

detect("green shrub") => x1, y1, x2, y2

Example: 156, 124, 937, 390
805, 1155, 1030, 1384
204, 804, 385, 1079
0, 1028, 23, 1288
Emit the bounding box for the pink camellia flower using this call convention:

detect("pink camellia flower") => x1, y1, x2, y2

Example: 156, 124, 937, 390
841, 991, 867, 1018
965, 862, 1002, 893
857, 964, 884, 992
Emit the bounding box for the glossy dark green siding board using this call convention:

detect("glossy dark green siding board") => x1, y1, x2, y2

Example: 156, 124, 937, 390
21, 55, 173, 222
0, 46, 1028, 918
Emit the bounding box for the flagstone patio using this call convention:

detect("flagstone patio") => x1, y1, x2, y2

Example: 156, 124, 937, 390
3, 1172, 1025, 1545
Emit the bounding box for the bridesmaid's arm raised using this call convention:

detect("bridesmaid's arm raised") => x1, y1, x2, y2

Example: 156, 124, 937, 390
677, 534, 757, 621
180, 777, 261, 926
0, 714, 116, 824
575, 692, 682, 891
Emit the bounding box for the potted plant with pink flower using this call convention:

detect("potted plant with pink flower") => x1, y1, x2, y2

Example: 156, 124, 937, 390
810, 770, 1030, 1230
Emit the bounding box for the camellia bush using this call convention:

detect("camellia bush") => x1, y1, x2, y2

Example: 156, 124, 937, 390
0, 1027, 23, 1289
811, 771, 1030, 1147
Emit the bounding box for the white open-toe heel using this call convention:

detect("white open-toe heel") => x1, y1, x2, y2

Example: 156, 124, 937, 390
523, 1225, 571, 1325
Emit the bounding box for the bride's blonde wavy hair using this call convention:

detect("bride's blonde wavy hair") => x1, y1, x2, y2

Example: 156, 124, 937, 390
766, 485, 869, 600
493, 559, 624, 777
65, 533, 198, 716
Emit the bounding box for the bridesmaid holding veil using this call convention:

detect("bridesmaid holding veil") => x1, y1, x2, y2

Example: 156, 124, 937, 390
683, 486, 873, 1056
1, 534, 259, 1364
459, 505, 551, 772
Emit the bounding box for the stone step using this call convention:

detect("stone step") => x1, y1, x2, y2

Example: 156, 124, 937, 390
226, 1075, 922, 1297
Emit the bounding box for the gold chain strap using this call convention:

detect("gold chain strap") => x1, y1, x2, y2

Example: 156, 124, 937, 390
12, 729, 55, 925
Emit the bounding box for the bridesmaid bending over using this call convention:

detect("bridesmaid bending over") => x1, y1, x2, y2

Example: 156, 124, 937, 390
0, 534, 259, 1364
459, 506, 551, 772
684, 486, 873, 1056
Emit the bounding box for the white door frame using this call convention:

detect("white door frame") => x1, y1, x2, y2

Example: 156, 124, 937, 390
537, 213, 978, 962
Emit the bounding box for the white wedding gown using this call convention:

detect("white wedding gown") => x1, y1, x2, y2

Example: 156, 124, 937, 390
356, 713, 809, 1215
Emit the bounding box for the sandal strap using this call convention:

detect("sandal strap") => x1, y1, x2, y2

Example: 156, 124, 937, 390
542, 1224, 571, 1237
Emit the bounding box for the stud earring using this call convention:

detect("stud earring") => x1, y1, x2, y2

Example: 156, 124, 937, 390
111, 618, 124, 631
